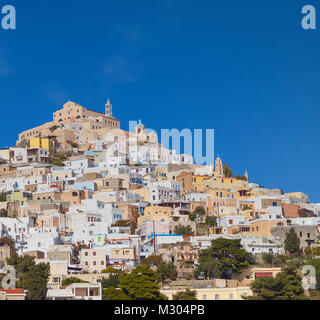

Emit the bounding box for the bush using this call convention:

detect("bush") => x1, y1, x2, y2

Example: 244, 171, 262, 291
61, 277, 88, 288
102, 267, 118, 274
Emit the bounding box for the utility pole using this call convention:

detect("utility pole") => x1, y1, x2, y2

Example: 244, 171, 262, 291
206, 205, 209, 236
153, 220, 157, 255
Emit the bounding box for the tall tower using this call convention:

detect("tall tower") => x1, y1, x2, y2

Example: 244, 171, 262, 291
105, 98, 113, 117
244, 169, 249, 181
215, 156, 224, 177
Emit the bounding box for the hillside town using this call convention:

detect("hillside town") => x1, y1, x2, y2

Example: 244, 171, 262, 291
0, 99, 319, 301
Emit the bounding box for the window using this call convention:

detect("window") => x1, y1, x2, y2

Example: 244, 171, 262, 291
93, 261, 96, 265
101, 261, 104, 265
93, 251, 96, 256
85, 252, 88, 256
203, 295, 207, 300
215, 294, 220, 300
229, 294, 233, 300
243, 292, 248, 297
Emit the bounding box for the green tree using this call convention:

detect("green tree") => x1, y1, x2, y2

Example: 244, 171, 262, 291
261, 252, 275, 266
119, 265, 167, 300
101, 273, 122, 289
102, 287, 128, 300
304, 247, 313, 258
157, 262, 177, 282
102, 266, 119, 274
194, 259, 222, 279
49, 125, 60, 132
61, 277, 88, 288
247, 265, 308, 300
7, 252, 35, 275
223, 164, 233, 177
234, 174, 248, 181
141, 255, 163, 267
174, 225, 194, 236
284, 228, 301, 256
193, 206, 206, 221
0, 209, 8, 217
188, 213, 196, 221
205, 216, 217, 227
173, 288, 197, 300
196, 238, 253, 279
19, 263, 50, 300
7, 253, 50, 300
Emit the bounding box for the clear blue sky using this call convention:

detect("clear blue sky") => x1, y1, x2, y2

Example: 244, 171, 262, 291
0, 0, 319, 201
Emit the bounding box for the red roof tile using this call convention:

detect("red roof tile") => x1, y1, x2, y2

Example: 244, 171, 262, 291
0, 288, 25, 294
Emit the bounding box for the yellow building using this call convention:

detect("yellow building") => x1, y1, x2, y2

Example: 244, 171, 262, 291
29, 137, 53, 153
155, 168, 167, 181
161, 286, 252, 300
137, 206, 171, 226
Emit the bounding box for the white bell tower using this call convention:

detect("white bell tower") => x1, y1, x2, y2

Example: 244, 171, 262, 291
105, 98, 113, 117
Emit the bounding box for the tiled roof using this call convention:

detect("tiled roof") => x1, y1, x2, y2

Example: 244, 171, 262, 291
0, 288, 26, 294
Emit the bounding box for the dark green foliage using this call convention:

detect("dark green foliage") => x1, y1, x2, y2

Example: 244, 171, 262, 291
61, 277, 88, 288
50, 159, 65, 167
157, 262, 177, 282
119, 265, 167, 300
7, 253, 50, 300
173, 288, 197, 300
261, 252, 275, 266
223, 164, 233, 177
284, 228, 301, 256
247, 265, 308, 300
195, 238, 253, 279
0, 209, 8, 217
141, 255, 163, 267
102, 287, 128, 300
234, 174, 248, 181
174, 225, 194, 235
101, 273, 121, 289
19, 263, 50, 300
49, 125, 60, 132
205, 216, 217, 227
193, 206, 206, 220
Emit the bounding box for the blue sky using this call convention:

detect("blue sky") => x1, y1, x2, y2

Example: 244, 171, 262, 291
0, 0, 320, 201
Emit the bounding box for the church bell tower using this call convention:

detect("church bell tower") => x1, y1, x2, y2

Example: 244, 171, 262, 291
105, 98, 113, 117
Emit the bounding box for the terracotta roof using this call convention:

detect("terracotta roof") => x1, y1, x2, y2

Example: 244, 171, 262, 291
0, 288, 25, 294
